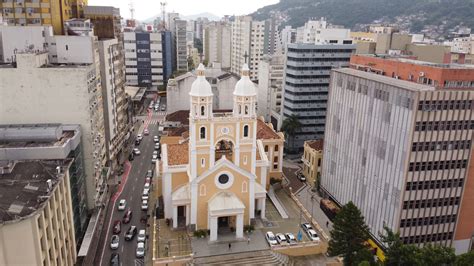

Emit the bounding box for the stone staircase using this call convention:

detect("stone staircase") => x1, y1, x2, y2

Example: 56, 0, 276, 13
190, 250, 293, 265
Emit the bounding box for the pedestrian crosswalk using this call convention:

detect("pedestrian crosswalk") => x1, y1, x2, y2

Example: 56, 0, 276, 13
148, 119, 161, 125
152, 111, 167, 116
134, 259, 145, 266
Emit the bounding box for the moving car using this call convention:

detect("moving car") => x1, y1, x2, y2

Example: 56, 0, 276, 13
301, 223, 313, 232
113, 220, 121, 234
137, 229, 146, 242
307, 229, 320, 241
110, 235, 119, 250
276, 233, 289, 245
136, 242, 145, 258
133, 148, 141, 155
285, 233, 297, 245
122, 209, 132, 224
141, 200, 148, 211
117, 199, 126, 211
265, 231, 278, 246
110, 252, 120, 266
125, 225, 138, 241
144, 129, 149, 135
297, 172, 306, 182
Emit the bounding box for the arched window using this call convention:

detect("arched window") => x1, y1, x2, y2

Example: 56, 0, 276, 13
201, 106, 205, 116
194, 105, 198, 116
245, 105, 249, 115
243, 125, 249, 137
200, 127, 206, 139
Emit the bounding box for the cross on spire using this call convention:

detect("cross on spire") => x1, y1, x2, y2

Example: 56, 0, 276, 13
243, 51, 249, 64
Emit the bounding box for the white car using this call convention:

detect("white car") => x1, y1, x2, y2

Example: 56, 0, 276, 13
133, 148, 141, 155
153, 151, 158, 156
117, 199, 126, 211
137, 229, 146, 242
276, 233, 289, 245
136, 134, 143, 141
153, 136, 160, 143
301, 223, 313, 232
144, 182, 151, 190
154, 144, 160, 150
265, 231, 278, 246
143, 129, 149, 135
285, 233, 297, 245
151, 154, 158, 163
307, 229, 320, 242
136, 242, 145, 258
142, 189, 150, 201
141, 200, 148, 211
110, 235, 119, 250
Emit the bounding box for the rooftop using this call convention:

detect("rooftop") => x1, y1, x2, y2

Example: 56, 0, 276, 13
0, 124, 77, 149
168, 126, 189, 137
355, 54, 474, 69
256, 119, 282, 140
335, 68, 435, 92
306, 139, 324, 151
167, 143, 189, 166
165, 110, 233, 125
0, 160, 71, 223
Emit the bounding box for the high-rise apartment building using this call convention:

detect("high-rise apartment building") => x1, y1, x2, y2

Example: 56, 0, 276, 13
0, 0, 87, 35
175, 19, 188, 72
231, 16, 279, 81
295, 18, 352, 45
0, 124, 88, 247
280, 43, 355, 151
124, 31, 164, 87
0, 160, 77, 265
0, 52, 107, 210
321, 68, 474, 253
257, 54, 285, 122
203, 21, 231, 69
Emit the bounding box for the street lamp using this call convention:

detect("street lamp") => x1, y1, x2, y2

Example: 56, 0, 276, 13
310, 195, 315, 220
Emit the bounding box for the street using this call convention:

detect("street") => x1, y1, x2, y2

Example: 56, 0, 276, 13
96, 95, 167, 266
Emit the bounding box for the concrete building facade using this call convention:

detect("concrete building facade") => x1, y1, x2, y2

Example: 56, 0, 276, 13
0, 24, 52, 63
175, 19, 188, 72
0, 160, 77, 265
257, 54, 285, 122
203, 21, 231, 69
295, 18, 352, 45
302, 139, 323, 188
321, 68, 474, 253
280, 43, 355, 151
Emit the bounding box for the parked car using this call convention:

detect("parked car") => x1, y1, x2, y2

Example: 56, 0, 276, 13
129, 152, 135, 161
151, 154, 158, 163
122, 209, 132, 224
142, 189, 150, 201
113, 220, 121, 234
307, 229, 320, 242
145, 177, 151, 184
125, 225, 137, 241
154, 144, 160, 150
136, 134, 143, 141
161, 106, 166, 111
137, 229, 146, 242
146, 170, 153, 178
297, 172, 306, 182
144, 129, 149, 135
133, 148, 141, 155
276, 233, 289, 245
144, 182, 151, 190
141, 200, 148, 211
153, 151, 158, 156
136, 242, 145, 258
110, 235, 119, 250
301, 223, 313, 233
285, 233, 297, 245
135, 139, 141, 146
153, 136, 160, 143
265, 231, 278, 246
110, 252, 120, 266
117, 199, 126, 211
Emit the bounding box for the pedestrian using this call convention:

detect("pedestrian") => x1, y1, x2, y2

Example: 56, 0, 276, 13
228, 243, 231, 250
326, 221, 329, 227
247, 237, 250, 245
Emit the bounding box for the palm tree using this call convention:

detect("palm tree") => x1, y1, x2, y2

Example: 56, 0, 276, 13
280, 114, 302, 153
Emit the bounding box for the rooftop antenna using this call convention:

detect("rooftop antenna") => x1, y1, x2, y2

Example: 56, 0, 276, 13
129, 0, 135, 20
160, 1, 167, 30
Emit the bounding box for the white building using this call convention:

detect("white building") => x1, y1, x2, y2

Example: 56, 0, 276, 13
281, 25, 297, 49
176, 19, 188, 72
0, 52, 107, 209
167, 63, 240, 113
296, 18, 352, 45
451, 35, 474, 54
257, 54, 285, 122
0, 25, 52, 63
124, 31, 164, 87
203, 21, 231, 69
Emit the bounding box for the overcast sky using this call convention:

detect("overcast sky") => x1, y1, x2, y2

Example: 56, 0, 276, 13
88, 0, 278, 20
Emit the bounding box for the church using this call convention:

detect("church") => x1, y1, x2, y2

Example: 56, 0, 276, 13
159, 64, 284, 241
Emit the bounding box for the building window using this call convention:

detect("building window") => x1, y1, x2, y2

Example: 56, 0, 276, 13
199, 184, 206, 196
245, 105, 249, 115
201, 106, 205, 116
264, 145, 268, 152
200, 127, 206, 139
218, 174, 229, 184
274, 145, 279, 152
243, 156, 248, 165
201, 158, 205, 167
242, 181, 248, 193
243, 125, 249, 137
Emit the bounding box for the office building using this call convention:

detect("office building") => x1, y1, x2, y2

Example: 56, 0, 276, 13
0, 160, 77, 265
0, 124, 88, 247
295, 18, 352, 45
0, 0, 87, 35
321, 68, 474, 253
257, 54, 284, 122
231, 16, 279, 80
161, 30, 174, 81
124, 31, 164, 87
350, 55, 474, 90
0, 52, 107, 210
203, 21, 231, 69
175, 19, 188, 72
280, 43, 355, 151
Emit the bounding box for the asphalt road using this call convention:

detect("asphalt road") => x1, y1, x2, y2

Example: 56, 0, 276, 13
97, 99, 166, 266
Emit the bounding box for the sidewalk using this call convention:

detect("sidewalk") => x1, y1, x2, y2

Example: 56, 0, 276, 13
296, 186, 332, 236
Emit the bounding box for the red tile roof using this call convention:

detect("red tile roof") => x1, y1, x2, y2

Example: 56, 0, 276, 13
256, 119, 281, 140
167, 143, 189, 165
307, 139, 323, 150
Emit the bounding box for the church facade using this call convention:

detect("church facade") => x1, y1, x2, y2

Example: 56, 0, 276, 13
160, 64, 284, 241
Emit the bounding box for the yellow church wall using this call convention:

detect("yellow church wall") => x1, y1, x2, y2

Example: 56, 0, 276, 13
195, 166, 251, 230
238, 150, 252, 173
171, 172, 189, 192
196, 151, 210, 176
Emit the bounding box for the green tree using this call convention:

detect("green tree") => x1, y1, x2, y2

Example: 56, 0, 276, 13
328, 201, 373, 266
455, 250, 474, 266
280, 114, 301, 153
380, 226, 421, 266
418, 244, 456, 266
